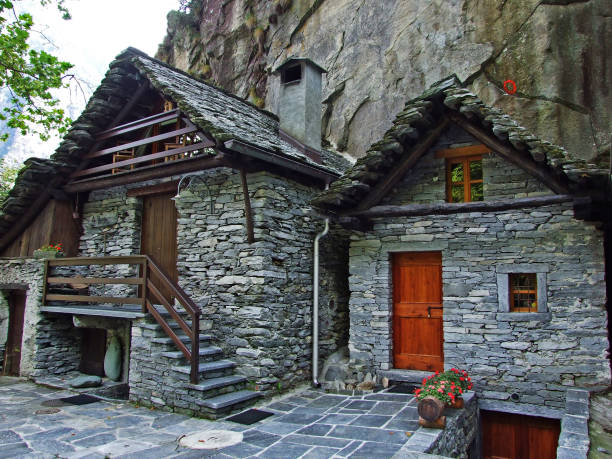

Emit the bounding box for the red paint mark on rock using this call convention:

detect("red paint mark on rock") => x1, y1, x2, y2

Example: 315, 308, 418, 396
503, 80, 517, 95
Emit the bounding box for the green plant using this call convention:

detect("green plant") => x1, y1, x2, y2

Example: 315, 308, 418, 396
244, 11, 256, 29
276, 381, 282, 393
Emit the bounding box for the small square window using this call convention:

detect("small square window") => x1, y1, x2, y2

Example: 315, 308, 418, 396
281, 64, 302, 84
509, 273, 538, 312
446, 155, 483, 203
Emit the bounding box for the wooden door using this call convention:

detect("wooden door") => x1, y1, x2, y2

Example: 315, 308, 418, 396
79, 328, 107, 376
481, 410, 560, 459
3, 291, 26, 375
141, 192, 178, 301
392, 252, 443, 371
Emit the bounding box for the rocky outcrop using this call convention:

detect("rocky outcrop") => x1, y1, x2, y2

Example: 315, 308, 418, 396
157, 0, 611, 162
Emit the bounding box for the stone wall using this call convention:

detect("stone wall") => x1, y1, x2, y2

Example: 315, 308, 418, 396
173, 169, 349, 391
397, 391, 478, 458
75, 169, 349, 394
347, 201, 609, 409
0, 258, 80, 377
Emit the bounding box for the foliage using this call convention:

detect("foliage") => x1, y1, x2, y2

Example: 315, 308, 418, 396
0, 0, 74, 141
0, 156, 20, 202
37, 242, 62, 252
414, 368, 473, 404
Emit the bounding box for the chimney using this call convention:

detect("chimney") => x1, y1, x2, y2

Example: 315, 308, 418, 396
273, 57, 326, 156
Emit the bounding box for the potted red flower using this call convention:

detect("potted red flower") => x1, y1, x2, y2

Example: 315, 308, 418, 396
414, 368, 473, 428
33, 243, 64, 259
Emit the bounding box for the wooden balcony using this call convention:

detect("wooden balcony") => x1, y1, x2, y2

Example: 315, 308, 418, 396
42, 255, 202, 383
66, 110, 217, 192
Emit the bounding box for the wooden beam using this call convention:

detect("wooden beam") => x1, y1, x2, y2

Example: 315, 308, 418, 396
346, 194, 577, 219
224, 139, 339, 183
96, 109, 180, 140
435, 144, 491, 159
241, 169, 255, 243
72, 140, 215, 178
64, 155, 228, 192
126, 180, 179, 197
356, 118, 450, 211
447, 112, 570, 194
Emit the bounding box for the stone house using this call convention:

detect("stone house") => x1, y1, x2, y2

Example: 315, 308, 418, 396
0, 48, 350, 417
312, 76, 611, 434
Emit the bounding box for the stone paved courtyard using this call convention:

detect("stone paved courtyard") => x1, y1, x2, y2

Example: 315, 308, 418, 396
0, 377, 420, 458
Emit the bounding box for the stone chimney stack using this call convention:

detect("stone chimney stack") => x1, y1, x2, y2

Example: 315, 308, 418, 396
273, 57, 326, 153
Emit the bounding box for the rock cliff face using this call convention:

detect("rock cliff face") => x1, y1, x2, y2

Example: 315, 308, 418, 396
157, 0, 611, 161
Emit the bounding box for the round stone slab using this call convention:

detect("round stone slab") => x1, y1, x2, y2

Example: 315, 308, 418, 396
179, 430, 243, 450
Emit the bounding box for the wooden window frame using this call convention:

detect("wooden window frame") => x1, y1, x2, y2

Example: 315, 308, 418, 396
509, 273, 538, 312
445, 155, 483, 203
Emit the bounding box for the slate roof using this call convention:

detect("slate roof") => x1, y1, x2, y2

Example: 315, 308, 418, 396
0, 48, 347, 237
312, 75, 607, 213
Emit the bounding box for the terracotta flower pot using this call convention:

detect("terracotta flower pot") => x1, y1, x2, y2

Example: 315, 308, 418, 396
419, 415, 446, 429
447, 396, 464, 409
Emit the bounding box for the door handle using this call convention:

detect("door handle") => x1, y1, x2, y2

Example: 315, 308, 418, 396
427, 306, 443, 318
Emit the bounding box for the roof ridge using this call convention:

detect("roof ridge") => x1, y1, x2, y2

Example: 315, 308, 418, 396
117, 47, 280, 122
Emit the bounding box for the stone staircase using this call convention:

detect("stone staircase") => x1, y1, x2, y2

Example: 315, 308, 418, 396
138, 307, 261, 419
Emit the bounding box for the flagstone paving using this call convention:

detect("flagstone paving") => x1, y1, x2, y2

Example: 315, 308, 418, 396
0, 377, 419, 458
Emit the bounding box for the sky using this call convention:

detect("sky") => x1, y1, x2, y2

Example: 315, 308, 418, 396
1, 0, 179, 164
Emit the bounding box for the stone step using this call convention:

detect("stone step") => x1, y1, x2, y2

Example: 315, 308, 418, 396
197, 390, 261, 410
172, 359, 236, 376
187, 375, 247, 393
151, 334, 211, 345
160, 346, 222, 360
379, 369, 435, 384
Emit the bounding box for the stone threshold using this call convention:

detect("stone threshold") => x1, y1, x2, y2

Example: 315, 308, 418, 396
379, 369, 435, 384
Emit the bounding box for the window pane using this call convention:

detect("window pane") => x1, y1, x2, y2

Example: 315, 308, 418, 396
450, 163, 464, 183
509, 273, 538, 312
469, 159, 483, 180
471, 182, 484, 201
451, 185, 464, 203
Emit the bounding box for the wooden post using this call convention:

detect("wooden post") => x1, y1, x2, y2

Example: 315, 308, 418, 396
191, 311, 200, 384
41, 259, 49, 305
141, 257, 148, 314
241, 169, 255, 244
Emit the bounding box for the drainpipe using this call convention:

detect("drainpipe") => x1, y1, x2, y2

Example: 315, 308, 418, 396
313, 210, 329, 388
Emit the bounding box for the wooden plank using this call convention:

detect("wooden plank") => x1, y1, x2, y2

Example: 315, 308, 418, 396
72, 141, 215, 178
447, 112, 570, 194
45, 294, 144, 305
434, 143, 491, 159
0, 190, 52, 255
357, 118, 450, 211
347, 194, 576, 219
64, 155, 228, 193
126, 181, 179, 197
146, 299, 191, 360
96, 111, 180, 140
46, 277, 144, 285
241, 169, 255, 243
48, 256, 146, 266
83, 126, 197, 160
41, 305, 144, 319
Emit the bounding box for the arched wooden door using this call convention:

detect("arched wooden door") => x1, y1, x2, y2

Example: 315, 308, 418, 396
392, 252, 443, 371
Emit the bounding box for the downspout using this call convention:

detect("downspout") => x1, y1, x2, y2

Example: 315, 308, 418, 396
313, 201, 330, 388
